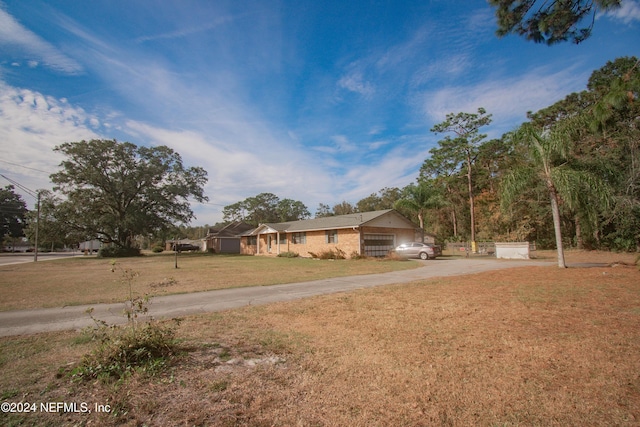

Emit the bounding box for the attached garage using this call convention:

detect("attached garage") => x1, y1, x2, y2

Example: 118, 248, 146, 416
363, 234, 396, 257
203, 221, 254, 254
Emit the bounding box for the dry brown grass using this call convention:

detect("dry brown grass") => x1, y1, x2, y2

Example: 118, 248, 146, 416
0, 253, 418, 311
1, 250, 639, 426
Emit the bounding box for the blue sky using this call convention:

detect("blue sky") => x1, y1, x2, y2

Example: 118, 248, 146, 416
1, 0, 639, 225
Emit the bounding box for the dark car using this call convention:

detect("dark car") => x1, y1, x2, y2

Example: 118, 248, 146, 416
173, 243, 201, 252
394, 242, 442, 260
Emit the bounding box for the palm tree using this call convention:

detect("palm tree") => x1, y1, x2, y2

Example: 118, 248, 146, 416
501, 123, 610, 268
395, 181, 444, 242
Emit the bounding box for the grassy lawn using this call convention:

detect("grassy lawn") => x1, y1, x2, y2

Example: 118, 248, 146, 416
0, 251, 638, 426
0, 253, 420, 311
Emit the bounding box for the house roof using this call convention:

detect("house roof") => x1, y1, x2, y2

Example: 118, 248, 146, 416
205, 221, 254, 239
242, 209, 418, 235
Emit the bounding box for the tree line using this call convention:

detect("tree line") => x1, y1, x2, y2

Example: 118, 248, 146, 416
408, 56, 639, 259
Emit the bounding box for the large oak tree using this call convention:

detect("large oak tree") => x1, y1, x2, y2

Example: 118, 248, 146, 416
51, 139, 208, 249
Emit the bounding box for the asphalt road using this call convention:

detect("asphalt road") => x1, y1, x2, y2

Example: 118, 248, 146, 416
0, 252, 89, 266
0, 257, 554, 337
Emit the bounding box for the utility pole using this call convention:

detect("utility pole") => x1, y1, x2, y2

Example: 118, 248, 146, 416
33, 191, 40, 262
174, 236, 179, 269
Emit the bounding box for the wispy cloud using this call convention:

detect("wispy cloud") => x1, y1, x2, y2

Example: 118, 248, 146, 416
135, 15, 236, 43
0, 7, 82, 74
123, 119, 335, 216
375, 26, 431, 71
16, 12, 352, 218
411, 53, 472, 87
422, 65, 588, 134
367, 139, 391, 150
605, 0, 640, 24
337, 71, 375, 98
341, 145, 431, 201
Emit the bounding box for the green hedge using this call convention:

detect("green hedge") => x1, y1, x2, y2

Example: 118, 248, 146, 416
97, 246, 142, 258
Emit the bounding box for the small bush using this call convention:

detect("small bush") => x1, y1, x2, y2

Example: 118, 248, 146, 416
151, 245, 164, 253
350, 251, 368, 260
72, 261, 178, 382
75, 320, 180, 381
98, 246, 141, 258
277, 251, 299, 258
310, 248, 346, 260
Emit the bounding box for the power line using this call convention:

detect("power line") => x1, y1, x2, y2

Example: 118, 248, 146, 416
0, 174, 37, 199
0, 159, 53, 174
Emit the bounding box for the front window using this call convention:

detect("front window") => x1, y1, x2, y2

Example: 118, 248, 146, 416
246, 236, 257, 246
291, 232, 306, 244
326, 230, 338, 244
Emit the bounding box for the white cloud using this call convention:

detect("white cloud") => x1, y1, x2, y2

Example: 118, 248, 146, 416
25, 16, 347, 221
367, 140, 390, 150
123, 120, 337, 222
340, 145, 430, 201
337, 71, 375, 98
422, 65, 588, 134
0, 74, 419, 221
605, 1, 640, 24
331, 135, 357, 152
0, 81, 100, 207
0, 7, 83, 74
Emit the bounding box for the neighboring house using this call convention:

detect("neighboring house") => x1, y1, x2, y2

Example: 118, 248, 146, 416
240, 209, 431, 258
202, 221, 254, 253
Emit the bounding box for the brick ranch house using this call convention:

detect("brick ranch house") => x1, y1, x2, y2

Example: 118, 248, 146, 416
240, 209, 433, 258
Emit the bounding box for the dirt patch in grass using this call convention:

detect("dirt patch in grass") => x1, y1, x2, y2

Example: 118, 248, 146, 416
0, 253, 419, 310
1, 251, 638, 426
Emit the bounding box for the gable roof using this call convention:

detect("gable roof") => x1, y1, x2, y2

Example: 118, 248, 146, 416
206, 221, 254, 239
242, 209, 418, 235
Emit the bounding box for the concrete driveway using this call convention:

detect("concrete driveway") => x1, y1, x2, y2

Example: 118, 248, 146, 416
0, 258, 553, 337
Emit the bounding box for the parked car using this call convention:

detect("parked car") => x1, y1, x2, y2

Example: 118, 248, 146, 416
173, 243, 201, 252
394, 242, 442, 260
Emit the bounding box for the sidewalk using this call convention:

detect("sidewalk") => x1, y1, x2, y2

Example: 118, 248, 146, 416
0, 258, 552, 337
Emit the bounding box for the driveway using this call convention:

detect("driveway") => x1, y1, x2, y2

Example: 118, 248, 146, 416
0, 258, 553, 337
